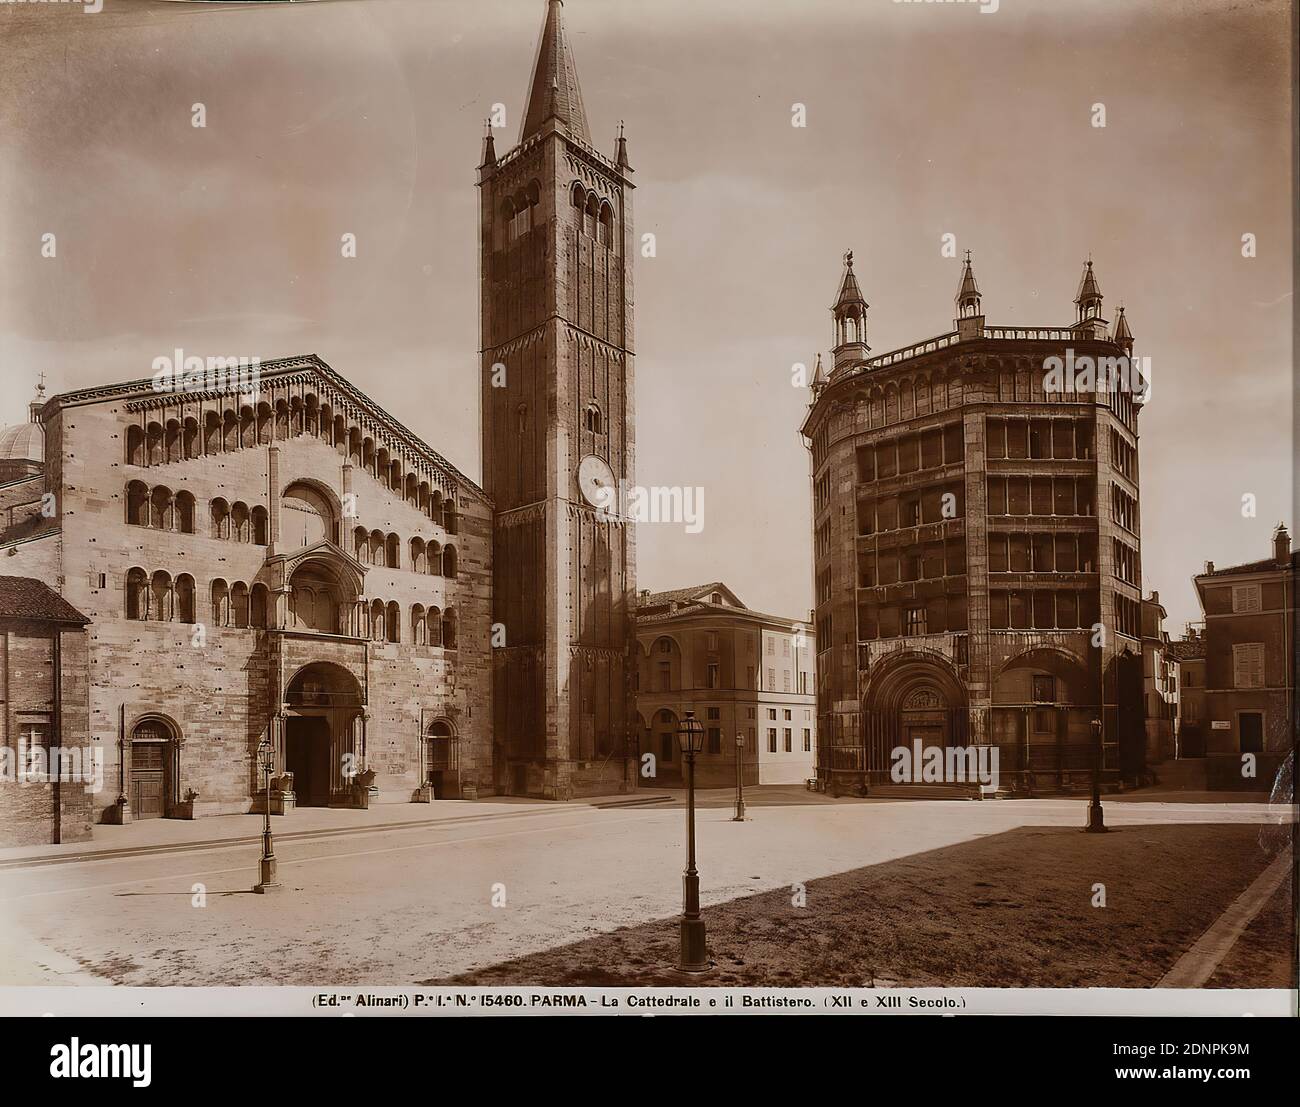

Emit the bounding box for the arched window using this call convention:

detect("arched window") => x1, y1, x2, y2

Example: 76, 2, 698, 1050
354, 527, 369, 563
410, 537, 426, 574
150, 571, 172, 622
126, 568, 148, 620
149, 486, 171, 530
145, 423, 164, 466
222, 410, 238, 452
370, 530, 384, 566
231, 582, 250, 628
211, 579, 229, 626
385, 601, 400, 644
231, 502, 250, 543
251, 505, 268, 546
165, 420, 182, 463
386, 533, 400, 569
256, 403, 273, 445
204, 411, 221, 454
427, 541, 442, 577
442, 500, 458, 535
571, 181, 586, 209
280, 481, 337, 548
126, 425, 145, 466
442, 544, 458, 579
427, 606, 443, 647
182, 417, 200, 459
585, 403, 603, 435
411, 604, 427, 646
175, 491, 196, 535
442, 608, 458, 651
239, 407, 255, 449
175, 574, 196, 624
370, 599, 385, 642
126, 481, 149, 526
598, 202, 614, 248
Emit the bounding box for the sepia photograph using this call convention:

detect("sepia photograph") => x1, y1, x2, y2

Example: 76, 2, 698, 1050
0, 0, 1295, 1071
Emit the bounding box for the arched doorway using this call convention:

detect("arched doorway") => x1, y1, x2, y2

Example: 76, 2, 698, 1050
652, 708, 681, 785
283, 662, 363, 807
424, 718, 458, 799
859, 651, 969, 788
130, 716, 179, 819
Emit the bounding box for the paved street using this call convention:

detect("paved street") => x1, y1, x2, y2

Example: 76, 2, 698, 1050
0, 788, 1290, 987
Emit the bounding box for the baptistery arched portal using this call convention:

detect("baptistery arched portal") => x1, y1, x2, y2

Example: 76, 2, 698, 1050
858, 651, 969, 788
282, 662, 364, 807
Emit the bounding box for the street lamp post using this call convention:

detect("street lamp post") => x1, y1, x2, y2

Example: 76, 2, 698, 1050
677, 710, 708, 973
732, 733, 747, 822
1085, 716, 1107, 833
254, 736, 282, 893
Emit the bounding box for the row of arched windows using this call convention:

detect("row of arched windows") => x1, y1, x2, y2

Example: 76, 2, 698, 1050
352, 530, 458, 577
124, 392, 461, 532
124, 568, 457, 648
125, 569, 196, 623
126, 483, 197, 534
367, 600, 458, 649
212, 498, 269, 544
570, 183, 616, 248
210, 578, 271, 628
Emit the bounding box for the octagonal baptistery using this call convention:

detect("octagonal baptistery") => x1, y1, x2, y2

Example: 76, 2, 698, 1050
802, 253, 1147, 796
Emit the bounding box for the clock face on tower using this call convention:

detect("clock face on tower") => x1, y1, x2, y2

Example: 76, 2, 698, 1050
576, 454, 616, 511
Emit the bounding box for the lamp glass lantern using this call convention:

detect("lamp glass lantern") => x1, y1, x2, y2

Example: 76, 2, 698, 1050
677, 712, 705, 755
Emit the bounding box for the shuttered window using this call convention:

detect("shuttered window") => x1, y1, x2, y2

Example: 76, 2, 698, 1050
1232, 642, 1265, 689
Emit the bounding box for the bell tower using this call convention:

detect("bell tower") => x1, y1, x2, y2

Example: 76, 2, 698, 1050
479, 0, 638, 799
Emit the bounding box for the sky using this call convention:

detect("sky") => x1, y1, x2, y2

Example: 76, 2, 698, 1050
0, 0, 1292, 634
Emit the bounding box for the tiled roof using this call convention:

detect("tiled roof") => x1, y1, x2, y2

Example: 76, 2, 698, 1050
1200, 553, 1298, 578
1166, 639, 1206, 661
638, 599, 811, 634
0, 576, 89, 624
639, 582, 726, 607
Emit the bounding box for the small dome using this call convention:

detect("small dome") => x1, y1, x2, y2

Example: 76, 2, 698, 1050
0, 420, 44, 463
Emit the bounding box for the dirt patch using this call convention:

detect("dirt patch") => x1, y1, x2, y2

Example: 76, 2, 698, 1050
432, 823, 1289, 988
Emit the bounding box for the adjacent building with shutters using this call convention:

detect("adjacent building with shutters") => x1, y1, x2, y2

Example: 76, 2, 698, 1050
1190, 525, 1295, 790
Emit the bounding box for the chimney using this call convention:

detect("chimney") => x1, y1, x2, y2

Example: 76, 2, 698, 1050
1273, 523, 1290, 565
1150, 590, 1159, 604
1204, 561, 1214, 575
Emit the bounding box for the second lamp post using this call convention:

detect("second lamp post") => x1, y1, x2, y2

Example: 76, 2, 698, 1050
677, 711, 708, 973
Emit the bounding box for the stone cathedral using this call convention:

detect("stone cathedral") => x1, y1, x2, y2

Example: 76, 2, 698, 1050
0, 0, 637, 846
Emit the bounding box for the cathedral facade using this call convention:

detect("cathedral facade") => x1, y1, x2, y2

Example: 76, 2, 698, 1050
0, 0, 636, 843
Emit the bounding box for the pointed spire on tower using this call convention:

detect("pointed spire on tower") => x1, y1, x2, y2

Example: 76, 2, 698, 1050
810, 352, 827, 395
830, 251, 869, 374
955, 250, 981, 316
1074, 258, 1103, 319
1112, 303, 1133, 352
616, 119, 632, 171
834, 249, 867, 310
521, 0, 592, 145
480, 119, 497, 170
953, 250, 985, 340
